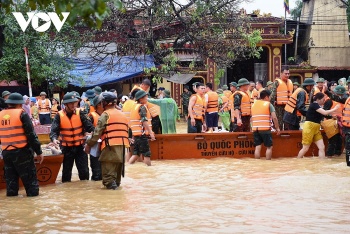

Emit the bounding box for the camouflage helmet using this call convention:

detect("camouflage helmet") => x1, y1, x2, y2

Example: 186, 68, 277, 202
62, 92, 78, 104
333, 85, 347, 95
237, 78, 250, 87
135, 90, 148, 101
5, 92, 24, 104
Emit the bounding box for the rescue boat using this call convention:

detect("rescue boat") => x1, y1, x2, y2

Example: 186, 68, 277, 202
0, 154, 63, 190
149, 131, 332, 160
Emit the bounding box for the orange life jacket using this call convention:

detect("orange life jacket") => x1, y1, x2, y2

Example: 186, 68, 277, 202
236, 91, 251, 116
122, 99, 136, 122
285, 87, 308, 114
38, 99, 50, 113
223, 90, 231, 99
89, 111, 100, 127
0, 109, 27, 150
342, 97, 350, 127
276, 79, 293, 105
59, 109, 84, 147
189, 94, 205, 121
51, 104, 58, 119
250, 89, 259, 103
219, 95, 229, 112
228, 92, 237, 111
101, 109, 129, 150
313, 87, 329, 102
331, 100, 343, 118
129, 104, 152, 136
147, 102, 160, 117
206, 91, 219, 112
251, 100, 271, 131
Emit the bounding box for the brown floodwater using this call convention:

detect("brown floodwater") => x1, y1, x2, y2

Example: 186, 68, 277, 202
1, 121, 350, 233
0, 156, 350, 233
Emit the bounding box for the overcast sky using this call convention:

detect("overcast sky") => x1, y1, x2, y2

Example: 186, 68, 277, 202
240, 0, 297, 17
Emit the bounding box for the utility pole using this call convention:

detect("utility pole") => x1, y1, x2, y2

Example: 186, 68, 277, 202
294, 17, 300, 60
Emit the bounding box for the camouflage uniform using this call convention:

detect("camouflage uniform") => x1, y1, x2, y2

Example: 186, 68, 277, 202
232, 93, 250, 132
133, 105, 152, 157
181, 90, 192, 117
50, 110, 94, 182
87, 110, 128, 188
269, 80, 285, 129
2, 110, 42, 196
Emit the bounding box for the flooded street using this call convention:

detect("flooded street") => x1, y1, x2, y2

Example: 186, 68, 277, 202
1, 122, 350, 233
1, 156, 350, 233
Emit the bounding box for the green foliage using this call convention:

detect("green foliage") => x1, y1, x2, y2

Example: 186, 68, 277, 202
0, 4, 92, 88
290, 0, 303, 20
0, 0, 123, 28
214, 68, 225, 85
245, 30, 263, 59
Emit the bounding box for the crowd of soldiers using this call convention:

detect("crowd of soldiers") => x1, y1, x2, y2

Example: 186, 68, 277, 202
186, 65, 350, 163
0, 79, 182, 196
2, 66, 350, 196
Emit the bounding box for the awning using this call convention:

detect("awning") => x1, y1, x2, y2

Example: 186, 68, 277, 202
68, 55, 155, 87
161, 73, 195, 84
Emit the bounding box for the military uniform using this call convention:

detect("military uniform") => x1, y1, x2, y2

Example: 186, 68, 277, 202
87, 108, 129, 189
181, 90, 192, 118
0, 94, 42, 196
50, 99, 94, 182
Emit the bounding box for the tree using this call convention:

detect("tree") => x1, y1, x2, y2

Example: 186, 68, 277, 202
0, 4, 93, 88
290, 0, 303, 20
84, 0, 262, 77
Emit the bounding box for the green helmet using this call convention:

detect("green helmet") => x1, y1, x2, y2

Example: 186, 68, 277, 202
135, 90, 148, 101
237, 78, 250, 87
40, 91, 47, 96
229, 82, 237, 87
293, 82, 300, 86
62, 92, 78, 104
333, 85, 346, 95
72, 91, 81, 99
85, 89, 95, 98
91, 95, 101, 107
316, 78, 325, 83
5, 92, 24, 104
222, 85, 228, 90
302, 78, 315, 86
2, 90, 11, 98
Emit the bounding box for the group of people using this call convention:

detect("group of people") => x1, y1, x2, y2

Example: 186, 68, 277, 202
0, 79, 183, 196
185, 66, 350, 163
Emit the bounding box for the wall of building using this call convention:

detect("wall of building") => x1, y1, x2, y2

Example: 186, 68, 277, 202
301, 0, 350, 67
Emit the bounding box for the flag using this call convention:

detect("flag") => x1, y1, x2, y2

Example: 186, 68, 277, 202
284, 0, 290, 14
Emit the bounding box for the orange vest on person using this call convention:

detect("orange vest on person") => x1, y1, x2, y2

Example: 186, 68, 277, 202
342, 97, 350, 127
0, 109, 27, 150
223, 90, 231, 99
276, 79, 293, 105
129, 104, 152, 136
122, 99, 136, 122
219, 95, 229, 112
51, 104, 58, 119
59, 109, 84, 147
38, 99, 50, 113
147, 102, 160, 117
206, 91, 219, 112
313, 86, 329, 102
189, 94, 205, 121
250, 89, 259, 103
100, 109, 129, 150
228, 92, 237, 111
331, 100, 343, 117
236, 91, 251, 116
285, 87, 308, 114
251, 100, 271, 131
83, 100, 96, 114
89, 111, 100, 127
